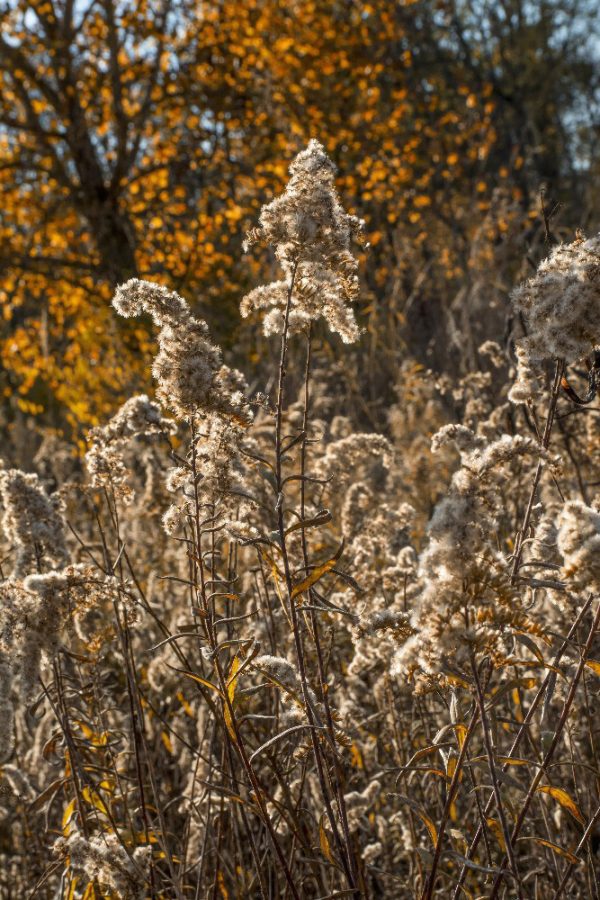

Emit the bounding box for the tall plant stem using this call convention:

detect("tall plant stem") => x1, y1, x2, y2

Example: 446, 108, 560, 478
471, 658, 523, 898
421, 700, 481, 900
488, 599, 600, 899
274, 266, 358, 894
452, 595, 593, 899
552, 799, 600, 899
187, 422, 301, 900
511, 359, 564, 583
299, 323, 362, 893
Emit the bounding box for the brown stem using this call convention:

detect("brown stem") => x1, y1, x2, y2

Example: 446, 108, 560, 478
299, 323, 362, 893
187, 417, 301, 900
552, 800, 600, 899
471, 658, 524, 897
511, 359, 564, 583
488, 599, 600, 899
452, 595, 593, 899
273, 267, 358, 894
421, 702, 480, 900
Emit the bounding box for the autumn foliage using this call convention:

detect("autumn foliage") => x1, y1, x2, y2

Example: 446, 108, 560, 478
2, 4, 600, 897
2, 0, 597, 436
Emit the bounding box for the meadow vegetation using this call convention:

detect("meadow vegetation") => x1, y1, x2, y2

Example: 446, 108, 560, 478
1, 1, 600, 898
1, 138, 600, 898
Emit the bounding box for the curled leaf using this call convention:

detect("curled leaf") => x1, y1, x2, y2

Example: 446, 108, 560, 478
319, 814, 338, 867
291, 541, 344, 600
518, 836, 580, 864
536, 785, 585, 825
486, 817, 506, 852
170, 667, 225, 700
224, 654, 242, 743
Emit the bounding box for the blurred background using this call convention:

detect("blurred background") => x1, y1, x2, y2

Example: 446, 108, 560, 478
0, 0, 599, 446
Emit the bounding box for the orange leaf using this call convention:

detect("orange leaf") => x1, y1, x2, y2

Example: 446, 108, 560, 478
536, 786, 585, 825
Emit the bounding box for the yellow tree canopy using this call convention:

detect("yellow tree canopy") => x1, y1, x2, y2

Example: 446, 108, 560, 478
1, 0, 591, 433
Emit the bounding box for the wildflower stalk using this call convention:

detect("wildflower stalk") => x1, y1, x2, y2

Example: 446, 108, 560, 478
488, 599, 600, 899
274, 268, 358, 894
552, 800, 600, 898
510, 359, 564, 583
300, 322, 362, 892
421, 700, 481, 900
43, 662, 91, 840
113, 600, 162, 897
452, 594, 593, 898
103, 484, 163, 897
187, 420, 302, 900
470, 657, 524, 897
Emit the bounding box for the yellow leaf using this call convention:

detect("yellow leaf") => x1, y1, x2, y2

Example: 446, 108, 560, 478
74, 720, 94, 739
319, 815, 336, 866
169, 666, 225, 699
486, 817, 506, 852
446, 674, 470, 689
420, 767, 446, 779
291, 542, 344, 600
413, 195, 431, 208
416, 809, 438, 847
519, 837, 580, 864
447, 756, 457, 780
536, 786, 585, 825
227, 655, 241, 699
176, 690, 194, 717
161, 731, 174, 754
399, 794, 439, 848
62, 798, 77, 834
217, 869, 229, 899
350, 743, 364, 769
585, 659, 600, 676
453, 723, 467, 751
81, 787, 110, 817
224, 655, 241, 743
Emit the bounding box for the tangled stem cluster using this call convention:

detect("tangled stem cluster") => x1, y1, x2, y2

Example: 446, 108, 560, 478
1, 145, 600, 899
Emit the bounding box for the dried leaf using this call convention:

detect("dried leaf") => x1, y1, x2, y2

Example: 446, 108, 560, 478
519, 836, 580, 864
291, 541, 344, 600
497, 757, 530, 767
319, 814, 337, 866
62, 798, 77, 834
29, 777, 68, 814
486, 817, 506, 852
446, 850, 503, 876
513, 632, 546, 664
224, 655, 242, 743
395, 795, 438, 847
169, 666, 225, 700
417, 809, 439, 847
285, 508, 332, 537
536, 785, 585, 825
